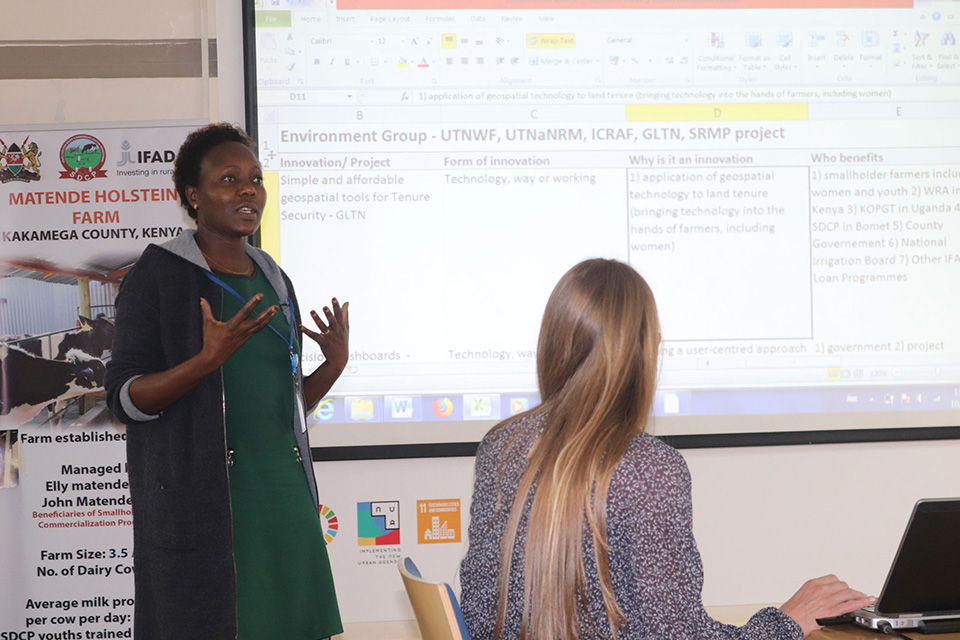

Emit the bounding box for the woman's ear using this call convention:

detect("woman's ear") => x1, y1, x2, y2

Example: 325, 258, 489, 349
184, 185, 198, 210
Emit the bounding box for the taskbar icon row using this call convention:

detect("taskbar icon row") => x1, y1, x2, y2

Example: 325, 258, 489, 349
308, 393, 542, 424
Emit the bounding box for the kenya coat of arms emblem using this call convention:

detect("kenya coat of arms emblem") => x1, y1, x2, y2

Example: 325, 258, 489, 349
0, 136, 42, 183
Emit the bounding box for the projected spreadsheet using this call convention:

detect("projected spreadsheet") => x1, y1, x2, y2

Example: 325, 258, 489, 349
251, 0, 960, 446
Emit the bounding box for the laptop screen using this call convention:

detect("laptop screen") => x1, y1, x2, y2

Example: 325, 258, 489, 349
877, 499, 960, 616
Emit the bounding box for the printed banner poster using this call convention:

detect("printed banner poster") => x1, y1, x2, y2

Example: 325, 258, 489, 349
0, 125, 194, 638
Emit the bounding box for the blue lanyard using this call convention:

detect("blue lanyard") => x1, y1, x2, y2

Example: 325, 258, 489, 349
203, 270, 298, 377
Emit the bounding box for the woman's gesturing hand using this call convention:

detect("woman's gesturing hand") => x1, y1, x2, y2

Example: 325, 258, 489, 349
301, 298, 350, 372
199, 295, 278, 370
781, 574, 875, 637
127, 295, 278, 416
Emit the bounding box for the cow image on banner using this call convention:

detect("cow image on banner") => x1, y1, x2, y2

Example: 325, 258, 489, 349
56, 315, 116, 359
0, 342, 106, 425
0, 429, 21, 488
1, 315, 116, 426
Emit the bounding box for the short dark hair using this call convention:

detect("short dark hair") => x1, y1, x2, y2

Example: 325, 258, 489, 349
172, 123, 257, 220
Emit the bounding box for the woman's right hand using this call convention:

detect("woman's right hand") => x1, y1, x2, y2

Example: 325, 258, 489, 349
780, 574, 875, 637
128, 296, 277, 416
198, 295, 277, 370
128, 296, 277, 417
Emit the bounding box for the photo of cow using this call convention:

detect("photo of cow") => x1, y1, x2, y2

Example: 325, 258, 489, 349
1, 342, 107, 424
0, 429, 19, 489
0, 255, 135, 429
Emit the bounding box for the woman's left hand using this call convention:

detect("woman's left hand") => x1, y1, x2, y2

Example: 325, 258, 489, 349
301, 298, 350, 372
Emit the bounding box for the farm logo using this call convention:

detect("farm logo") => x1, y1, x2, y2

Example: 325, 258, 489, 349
59, 134, 107, 181
0, 136, 42, 183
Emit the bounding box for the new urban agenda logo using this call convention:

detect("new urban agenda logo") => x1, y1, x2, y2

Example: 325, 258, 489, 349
357, 500, 400, 546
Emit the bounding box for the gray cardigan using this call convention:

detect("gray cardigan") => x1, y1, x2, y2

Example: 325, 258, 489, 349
105, 230, 318, 640
459, 412, 804, 640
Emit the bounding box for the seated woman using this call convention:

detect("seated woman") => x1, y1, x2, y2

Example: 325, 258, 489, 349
459, 259, 872, 640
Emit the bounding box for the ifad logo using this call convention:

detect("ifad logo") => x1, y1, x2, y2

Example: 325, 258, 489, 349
319, 503, 339, 545
0, 135, 42, 183
417, 498, 461, 544
116, 139, 176, 167
357, 500, 400, 546
59, 134, 107, 181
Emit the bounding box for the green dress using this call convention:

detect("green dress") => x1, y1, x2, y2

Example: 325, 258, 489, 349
219, 266, 342, 640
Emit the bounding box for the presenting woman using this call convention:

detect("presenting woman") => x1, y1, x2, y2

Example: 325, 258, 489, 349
106, 123, 346, 640
459, 259, 873, 640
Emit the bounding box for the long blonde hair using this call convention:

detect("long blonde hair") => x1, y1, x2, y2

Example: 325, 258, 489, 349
493, 259, 660, 640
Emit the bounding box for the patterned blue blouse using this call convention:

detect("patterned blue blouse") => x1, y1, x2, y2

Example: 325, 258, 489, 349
459, 412, 803, 640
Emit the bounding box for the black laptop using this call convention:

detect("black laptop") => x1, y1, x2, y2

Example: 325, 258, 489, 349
847, 498, 960, 633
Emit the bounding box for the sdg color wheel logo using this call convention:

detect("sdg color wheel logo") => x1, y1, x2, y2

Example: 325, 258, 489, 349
319, 503, 339, 544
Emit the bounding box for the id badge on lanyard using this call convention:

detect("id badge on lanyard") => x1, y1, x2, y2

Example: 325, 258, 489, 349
294, 369, 307, 433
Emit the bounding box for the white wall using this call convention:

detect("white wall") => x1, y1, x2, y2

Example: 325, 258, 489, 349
313, 438, 960, 622
688, 439, 959, 605
2, 1, 217, 127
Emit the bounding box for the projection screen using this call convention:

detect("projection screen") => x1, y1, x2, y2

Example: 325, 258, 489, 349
243, 0, 960, 456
